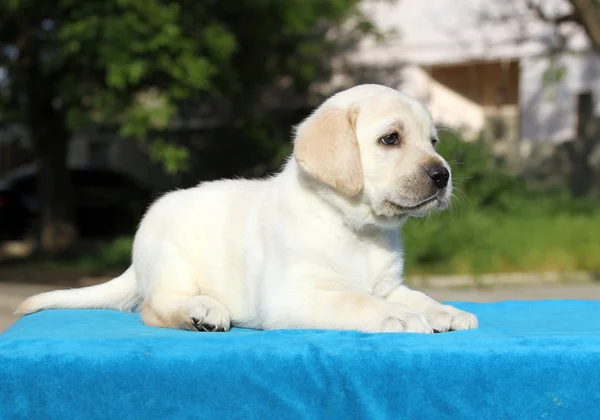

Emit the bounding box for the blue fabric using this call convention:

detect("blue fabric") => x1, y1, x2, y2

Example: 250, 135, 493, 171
1, 300, 600, 420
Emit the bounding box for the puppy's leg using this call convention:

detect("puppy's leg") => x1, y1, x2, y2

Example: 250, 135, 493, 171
266, 290, 434, 333
142, 294, 231, 332
136, 244, 230, 332
385, 286, 478, 332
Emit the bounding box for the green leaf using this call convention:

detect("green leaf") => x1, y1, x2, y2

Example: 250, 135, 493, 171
148, 139, 190, 174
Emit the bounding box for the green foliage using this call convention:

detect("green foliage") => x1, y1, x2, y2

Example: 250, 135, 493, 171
74, 236, 134, 273
148, 139, 190, 175
542, 60, 567, 86
435, 134, 520, 211
0, 0, 370, 172
541, 59, 567, 100
402, 133, 600, 275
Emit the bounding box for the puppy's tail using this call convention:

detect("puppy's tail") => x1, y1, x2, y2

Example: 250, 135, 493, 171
15, 266, 140, 315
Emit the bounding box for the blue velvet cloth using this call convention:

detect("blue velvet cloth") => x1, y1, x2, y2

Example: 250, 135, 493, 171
1, 300, 600, 419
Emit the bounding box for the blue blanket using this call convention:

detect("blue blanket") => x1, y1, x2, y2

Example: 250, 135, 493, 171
1, 300, 600, 419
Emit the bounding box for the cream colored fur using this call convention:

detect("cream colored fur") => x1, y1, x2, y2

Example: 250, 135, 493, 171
17, 84, 478, 333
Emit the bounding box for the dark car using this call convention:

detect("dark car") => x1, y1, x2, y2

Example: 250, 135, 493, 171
0, 164, 152, 240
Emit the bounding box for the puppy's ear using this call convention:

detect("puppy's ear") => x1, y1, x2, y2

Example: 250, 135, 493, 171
293, 105, 363, 196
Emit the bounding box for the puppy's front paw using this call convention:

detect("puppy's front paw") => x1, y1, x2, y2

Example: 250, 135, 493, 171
426, 305, 478, 332
449, 308, 478, 331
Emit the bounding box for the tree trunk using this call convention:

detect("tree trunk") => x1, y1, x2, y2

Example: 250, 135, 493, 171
570, 91, 598, 196
32, 115, 78, 253
568, 0, 600, 53
25, 41, 78, 254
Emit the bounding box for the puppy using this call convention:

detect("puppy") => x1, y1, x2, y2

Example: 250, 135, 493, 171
17, 84, 478, 333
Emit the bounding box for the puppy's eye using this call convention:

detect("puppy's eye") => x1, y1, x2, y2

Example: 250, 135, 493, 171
431, 137, 439, 147
380, 132, 399, 146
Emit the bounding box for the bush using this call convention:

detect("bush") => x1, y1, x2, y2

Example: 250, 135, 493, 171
402, 133, 600, 275
74, 236, 134, 273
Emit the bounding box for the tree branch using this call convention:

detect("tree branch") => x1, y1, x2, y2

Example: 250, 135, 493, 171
556, 12, 579, 24
525, 0, 579, 25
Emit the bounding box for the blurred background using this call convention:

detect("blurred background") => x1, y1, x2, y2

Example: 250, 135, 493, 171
1, 0, 600, 330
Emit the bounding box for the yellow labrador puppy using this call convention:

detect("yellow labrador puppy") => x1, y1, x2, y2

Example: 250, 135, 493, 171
17, 84, 478, 333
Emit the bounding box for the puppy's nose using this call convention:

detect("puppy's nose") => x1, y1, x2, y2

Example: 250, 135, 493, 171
426, 165, 450, 189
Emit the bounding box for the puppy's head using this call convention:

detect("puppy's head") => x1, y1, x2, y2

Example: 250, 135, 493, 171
294, 84, 451, 228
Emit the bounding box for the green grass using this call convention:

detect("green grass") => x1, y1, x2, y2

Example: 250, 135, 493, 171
402, 210, 600, 276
